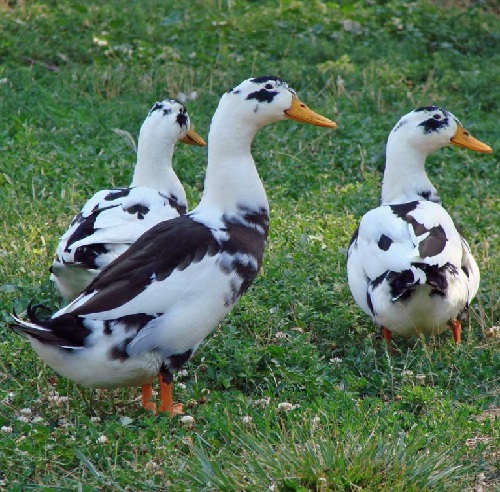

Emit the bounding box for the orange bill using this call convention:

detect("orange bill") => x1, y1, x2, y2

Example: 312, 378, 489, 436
450, 125, 492, 153
285, 94, 337, 128
180, 127, 207, 146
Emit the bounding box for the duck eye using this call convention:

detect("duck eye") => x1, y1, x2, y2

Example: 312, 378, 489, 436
433, 114, 442, 120
265, 83, 274, 90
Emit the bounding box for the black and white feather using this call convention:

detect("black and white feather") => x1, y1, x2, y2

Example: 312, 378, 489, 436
11, 76, 335, 391
347, 107, 491, 337
50, 100, 205, 301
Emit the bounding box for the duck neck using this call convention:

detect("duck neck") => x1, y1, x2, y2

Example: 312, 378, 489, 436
196, 110, 269, 215
381, 141, 439, 205
131, 136, 182, 197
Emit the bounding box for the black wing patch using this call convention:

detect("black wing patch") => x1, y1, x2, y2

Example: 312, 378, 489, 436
159, 192, 187, 216
109, 336, 136, 361
71, 215, 219, 316
377, 234, 393, 251
105, 189, 130, 201
221, 206, 269, 297
390, 202, 448, 258
366, 272, 388, 315
103, 313, 156, 336
63, 204, 119, 269
366, 291, 375, 315
390, 201, 419, 219
70, 211, 83, 227
124, 203, 149, 220
64, 204, 117, 250
73, 243, 109, 269
387, 269, 417, 301
417, 225, 447, 258
106, 314, 159, 360
404, 216, 428, 236
382, 262, 458, 304
371, 271, 388, 290
405, 216, 447, 258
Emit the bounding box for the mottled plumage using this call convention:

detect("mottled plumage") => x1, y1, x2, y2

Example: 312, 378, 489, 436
347, 107, 491, 342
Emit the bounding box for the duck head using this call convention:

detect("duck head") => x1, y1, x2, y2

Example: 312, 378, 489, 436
141, 99, 206, 147
221, 75, 337, 130
389, 106, 491, 155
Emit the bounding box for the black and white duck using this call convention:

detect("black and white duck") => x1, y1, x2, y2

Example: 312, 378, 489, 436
12, 76, 336, 414
347, 106, 492, 348
50, 99, 206, 301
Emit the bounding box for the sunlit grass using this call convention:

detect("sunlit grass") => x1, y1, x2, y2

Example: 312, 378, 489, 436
0, 0, 499, 490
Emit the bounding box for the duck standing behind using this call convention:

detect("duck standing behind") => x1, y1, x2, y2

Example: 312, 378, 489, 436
50, 100, 206, 301
12, 76, 336, 414
347, 106, 492, 348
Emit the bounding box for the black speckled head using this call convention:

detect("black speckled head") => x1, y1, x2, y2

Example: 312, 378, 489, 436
218, 76, 297, 125
139, 99, 193, 145
226, 75, 295, 103
148, 99, 189, 129
388, 106, 463, 153
215, 75, 335, 129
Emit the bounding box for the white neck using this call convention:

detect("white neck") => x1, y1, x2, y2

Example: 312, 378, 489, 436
131, 135, 185, 202
381, 138, 439, 204
195, 107, 269, 215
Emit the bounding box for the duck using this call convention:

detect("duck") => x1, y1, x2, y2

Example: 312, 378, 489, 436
347, 106, 492, 348
50, 99, 206, 301
11, 76, 336, 415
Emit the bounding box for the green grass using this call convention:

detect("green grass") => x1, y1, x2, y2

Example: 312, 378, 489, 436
1, 0, 499, 490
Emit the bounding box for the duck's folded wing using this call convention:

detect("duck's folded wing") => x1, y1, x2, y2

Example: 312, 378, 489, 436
58, 188, 180, 259
397, 201, 463, 267
63, 215, 220, 318
460, 236, 480, 304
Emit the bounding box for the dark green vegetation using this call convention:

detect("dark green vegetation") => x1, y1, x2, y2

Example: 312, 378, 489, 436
0, 1, 499, 490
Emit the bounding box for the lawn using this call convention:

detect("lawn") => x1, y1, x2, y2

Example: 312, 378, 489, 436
0, 0, 499, 490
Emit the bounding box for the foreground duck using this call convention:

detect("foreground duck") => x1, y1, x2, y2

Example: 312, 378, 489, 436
347, 106, 492, 348
50, 99, 206, 301
12, 76, 336, 414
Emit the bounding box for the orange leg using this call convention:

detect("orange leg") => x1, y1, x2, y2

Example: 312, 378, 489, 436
382, 327, 393, 354
158, 375, 184, 416
450, 319, 461, 344
141, 384, 157, 413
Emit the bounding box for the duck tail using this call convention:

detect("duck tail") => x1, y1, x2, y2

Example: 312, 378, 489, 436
10, 301, 90, 348
10, 302, 55, 339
